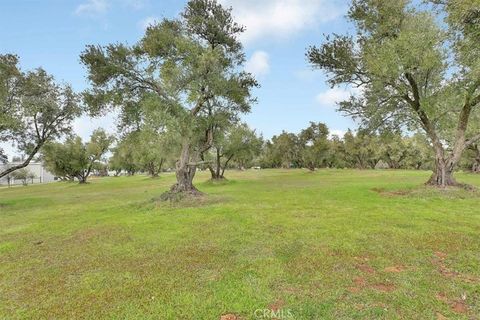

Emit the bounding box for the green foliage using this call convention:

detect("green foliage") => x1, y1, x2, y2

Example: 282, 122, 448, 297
43, 129, 114, 183
81, 0, 257, 192
461, 143, 480, 172
271, 132, 301, 169
299, 122, 330, 170
10, 168, 30, 186
307, 0, 480, 185
109, 133, 140, 176
258, 123, 433, 171
204, 123, 262, 178
0, 54, 83, 178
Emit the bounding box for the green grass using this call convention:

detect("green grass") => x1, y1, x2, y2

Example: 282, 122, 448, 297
1, 169, 479, 319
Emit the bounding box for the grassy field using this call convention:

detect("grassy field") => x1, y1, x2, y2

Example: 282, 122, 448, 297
0, 169, 479, 319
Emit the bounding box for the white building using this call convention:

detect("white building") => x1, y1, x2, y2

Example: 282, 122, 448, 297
0, 162, 56, 186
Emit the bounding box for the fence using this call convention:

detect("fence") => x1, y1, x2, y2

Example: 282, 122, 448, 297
0, 177, 51, 187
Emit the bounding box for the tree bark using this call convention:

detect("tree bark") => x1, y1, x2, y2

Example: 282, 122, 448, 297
405, 73, 464, 187
0, 142, 43, 178
220, 154, 234, 178
426, 157, 457, 187
165, 140, 201, 197
215, 148, 222, 179
472, 146, 480, 173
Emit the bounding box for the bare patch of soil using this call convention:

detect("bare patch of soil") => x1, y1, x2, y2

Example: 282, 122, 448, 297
348, 277, 366, 293
430, 252, 476, 281
384, 265, 407, 273
434, 251, 448, 259
220, 314, 238, 320
435, 292, 449, 303
451, 300, 468, 314
154, 194, 228, 208
435, 291, 469, 315
371, 187, 410, 197
348, 286, 362, 293
356, 263, 375, 274
354, 276, 366, 286
372, 283, 396, 292
158, 188, 204, 202
268, 299, 285, 312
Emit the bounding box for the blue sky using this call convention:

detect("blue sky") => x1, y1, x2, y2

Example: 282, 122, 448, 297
1, 0, 357, 155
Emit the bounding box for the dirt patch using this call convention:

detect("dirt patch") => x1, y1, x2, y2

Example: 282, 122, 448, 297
435, 292, 469, 314
348, 277, 366, 293
384, 265, 406, 273
356, 263, 375, 274
451, 300, 468, 314
268, 299, 285, 312
220, 314, 238, 320
371, 187, 410, 197
354, 276, 366, 286
435, 292, 449, 303
348, 286, 362, 293
434, 251, 447, 259
431, 252, 455, 278
154, 194, 228, 209
430, 251, 476, 281
372, 283, 395, 292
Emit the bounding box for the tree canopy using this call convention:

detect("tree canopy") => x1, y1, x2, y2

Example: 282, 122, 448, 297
43, 129, 114, 183
307, 0, 480, 186
0, 54, 83, 178
81, 0, 257, 197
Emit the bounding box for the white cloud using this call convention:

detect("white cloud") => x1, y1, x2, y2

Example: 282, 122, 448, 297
218, 0, 345, 44
138, 16, 159, 30
316, 87, 352, 107
329, 129, 346, 139
75, 0, 109, 16
245, 51, 270, 77
316, 86, 363, 108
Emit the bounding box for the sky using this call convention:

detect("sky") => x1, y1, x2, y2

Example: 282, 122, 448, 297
1, 0, 358, 157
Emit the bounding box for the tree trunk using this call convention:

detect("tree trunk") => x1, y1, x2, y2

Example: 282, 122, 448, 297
164, 141, 201, 198
220, 154, 234, 179
210, 148, 225, 180
215, 148, 222, 179
472, 146, 480, 173
0, 142, 43, 178
426, 157, 457, 187
201, 151, 219, 180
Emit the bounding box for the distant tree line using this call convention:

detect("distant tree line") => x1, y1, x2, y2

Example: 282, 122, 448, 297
105, 120, 480, 176
257, 123, 435, 171
2, 0, 479, 193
